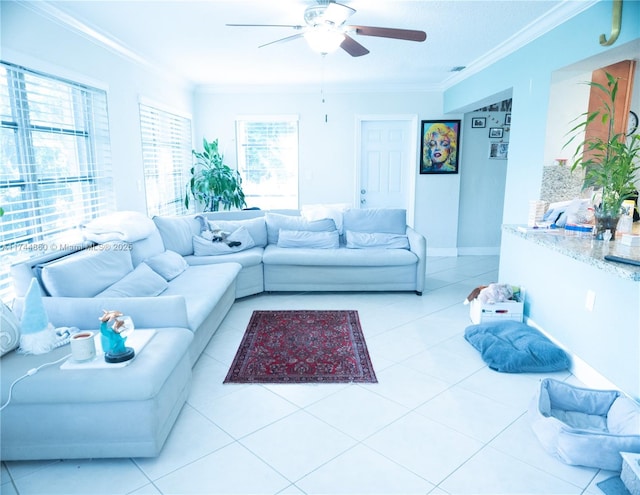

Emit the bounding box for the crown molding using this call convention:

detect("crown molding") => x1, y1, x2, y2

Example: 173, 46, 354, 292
442, 0, 599, 90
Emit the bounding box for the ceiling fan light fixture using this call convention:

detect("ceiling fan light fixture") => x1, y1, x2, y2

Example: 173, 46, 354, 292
304, 27, 345, 54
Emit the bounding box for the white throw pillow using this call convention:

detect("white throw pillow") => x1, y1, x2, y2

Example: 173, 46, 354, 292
0, 302, 20, 356
145, 250, 188, 281
153, 215, 200, 256
192, 226, 256, 256
345, 230, 410, 249
277, 229, 340, 249
97, 263, 168, 297
301, 203, 350, 234
208, 217, 267, 247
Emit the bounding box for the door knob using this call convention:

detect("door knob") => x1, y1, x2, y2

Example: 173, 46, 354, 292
361, 189, 366, 195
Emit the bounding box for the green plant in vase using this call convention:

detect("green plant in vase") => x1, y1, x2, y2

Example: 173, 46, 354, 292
566, 72, 640, 239
185, 138, 246, 212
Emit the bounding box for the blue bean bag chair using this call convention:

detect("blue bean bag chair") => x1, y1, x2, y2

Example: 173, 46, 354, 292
529, 378, 640, 471
464, 321, 570, 373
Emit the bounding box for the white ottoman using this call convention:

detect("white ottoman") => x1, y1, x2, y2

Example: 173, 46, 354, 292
1, 327, 192, 460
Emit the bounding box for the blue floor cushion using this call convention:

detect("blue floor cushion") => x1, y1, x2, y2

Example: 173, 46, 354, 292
464, 320, 570, 373
529, 378, 640, 471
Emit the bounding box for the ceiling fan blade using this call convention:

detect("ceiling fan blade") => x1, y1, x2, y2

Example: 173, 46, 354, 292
227, 24, 303, 29
350, 25, 427, 42
258, 32, 306, 49
340, 34, 369, 57
324, 2, 355, 25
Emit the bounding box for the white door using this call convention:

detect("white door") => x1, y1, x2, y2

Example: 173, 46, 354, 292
357, 116, 417, 224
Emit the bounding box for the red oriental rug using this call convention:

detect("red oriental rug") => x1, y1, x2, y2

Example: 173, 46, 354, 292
224, 310, 377, 384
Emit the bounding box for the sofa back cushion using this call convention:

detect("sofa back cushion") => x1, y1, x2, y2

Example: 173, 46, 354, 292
97, 262, 168, 297
342, 208, 406, 234
207, 217, 267, 247
265, 212, 336, 244
39, 243, 134, 297
153, 215, 200, 256
129, 228, 165, 266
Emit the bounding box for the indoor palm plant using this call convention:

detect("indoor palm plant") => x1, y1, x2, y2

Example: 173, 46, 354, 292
567, 72, 640, 239
185, 138, 246, 212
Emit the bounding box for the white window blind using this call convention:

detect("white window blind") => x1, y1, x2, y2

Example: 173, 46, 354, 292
0, 61, 113, 303
235, 116, 299, 210
139, 102, 191, 217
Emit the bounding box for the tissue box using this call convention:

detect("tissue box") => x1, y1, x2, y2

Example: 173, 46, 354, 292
621, 234, 640, 247
621, 452, 640, 495
469, 297, 524, 324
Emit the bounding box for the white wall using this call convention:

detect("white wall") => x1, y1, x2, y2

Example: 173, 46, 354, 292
1, 1, 194, 213
194, 88, 463, 253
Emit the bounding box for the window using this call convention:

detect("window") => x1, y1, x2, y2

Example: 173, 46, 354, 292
235, 116, 299, 209
0, 62, 113, 303
139, 101, 192, 217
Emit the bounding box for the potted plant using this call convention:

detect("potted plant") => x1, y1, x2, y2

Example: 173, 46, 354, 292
566, 72, 640, 239
185, 138, 246, 212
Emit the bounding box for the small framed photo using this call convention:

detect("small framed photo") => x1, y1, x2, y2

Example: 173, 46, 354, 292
489, 142, 509, 159
489, 127, 504, 138
471, 117, 486, 128
420, 120, 461, 174
505, 113, 511, 125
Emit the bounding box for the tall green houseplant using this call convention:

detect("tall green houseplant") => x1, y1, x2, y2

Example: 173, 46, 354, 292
567, 72, 640, 236
185, 138, 246, 212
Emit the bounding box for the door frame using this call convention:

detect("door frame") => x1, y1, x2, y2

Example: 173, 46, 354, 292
355, 114, 418, 226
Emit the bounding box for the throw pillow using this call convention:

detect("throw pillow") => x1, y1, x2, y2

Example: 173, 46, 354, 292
145, 250, 188, 281
0, 302, 20, 356
265, 212, 336, 244
97, 263, 168, 297
277, 229, 340, 248
192, 226, 256, 256
301, 203, 349, 234
345, 230, 410, 249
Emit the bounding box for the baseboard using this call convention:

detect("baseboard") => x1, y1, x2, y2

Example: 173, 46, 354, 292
526, 317, 619, 391
427, 247, 458, 257
457, 246, 501, 256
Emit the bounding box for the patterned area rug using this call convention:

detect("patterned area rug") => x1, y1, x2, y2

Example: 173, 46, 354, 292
224, 310, 377, 384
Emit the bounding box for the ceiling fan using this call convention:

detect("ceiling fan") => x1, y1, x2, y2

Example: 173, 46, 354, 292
227, 1, 427, 57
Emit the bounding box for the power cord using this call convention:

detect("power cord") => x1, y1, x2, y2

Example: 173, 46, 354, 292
0, 353, 71, 411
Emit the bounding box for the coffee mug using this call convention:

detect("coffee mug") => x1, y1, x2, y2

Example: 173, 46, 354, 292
70, 332, 96, 362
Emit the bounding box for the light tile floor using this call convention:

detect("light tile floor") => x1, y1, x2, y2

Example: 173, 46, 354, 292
1, 256, 618, 494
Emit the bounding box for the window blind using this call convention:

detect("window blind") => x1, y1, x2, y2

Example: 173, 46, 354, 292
0, 61, 113, 303
235, 116, 299, 210
139, 102, 191, 217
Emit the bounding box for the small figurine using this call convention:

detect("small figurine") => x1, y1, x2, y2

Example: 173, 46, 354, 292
99, 310, 135, 363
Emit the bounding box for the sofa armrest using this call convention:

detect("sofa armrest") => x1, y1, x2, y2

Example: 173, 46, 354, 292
12, 295, 190, 331
407, 226, 427, 294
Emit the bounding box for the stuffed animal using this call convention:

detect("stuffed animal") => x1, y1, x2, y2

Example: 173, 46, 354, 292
195, 215, 241, 247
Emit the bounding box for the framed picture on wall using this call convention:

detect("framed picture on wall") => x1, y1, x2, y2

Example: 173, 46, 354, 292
489, 142, 509, 159
420, 120, 461, 174
471, 117, 486, 128
489, 127, 503, 138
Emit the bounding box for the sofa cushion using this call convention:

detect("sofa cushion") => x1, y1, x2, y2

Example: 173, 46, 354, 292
39, 243, 134, 297
0, 302, 20, 357
207, 217, 267, 247
301, 203, 349, 234
192, 226, 256, 256
130, 229, 166, 266
97, 263, 168, 297
263, 245, 417, 266
185, 247, 264, 268
153, 215, 200, 256
277, 230, 340, 249
345, 231, 410, 249
265, 212, 336, 244
343, 208, 407, 234
145, 250, 188, 281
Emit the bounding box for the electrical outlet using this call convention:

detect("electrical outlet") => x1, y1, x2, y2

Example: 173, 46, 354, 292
585, 290, 596, 312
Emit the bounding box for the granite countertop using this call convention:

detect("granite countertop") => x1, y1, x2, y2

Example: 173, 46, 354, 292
503, 224, 640, 282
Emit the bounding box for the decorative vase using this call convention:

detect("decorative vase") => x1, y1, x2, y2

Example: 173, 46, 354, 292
593, 210, 621, 240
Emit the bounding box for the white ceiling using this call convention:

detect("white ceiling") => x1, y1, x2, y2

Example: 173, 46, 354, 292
29, 0, 596, 91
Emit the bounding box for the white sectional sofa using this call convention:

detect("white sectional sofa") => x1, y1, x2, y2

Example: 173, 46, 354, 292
1, 207, 426, 461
